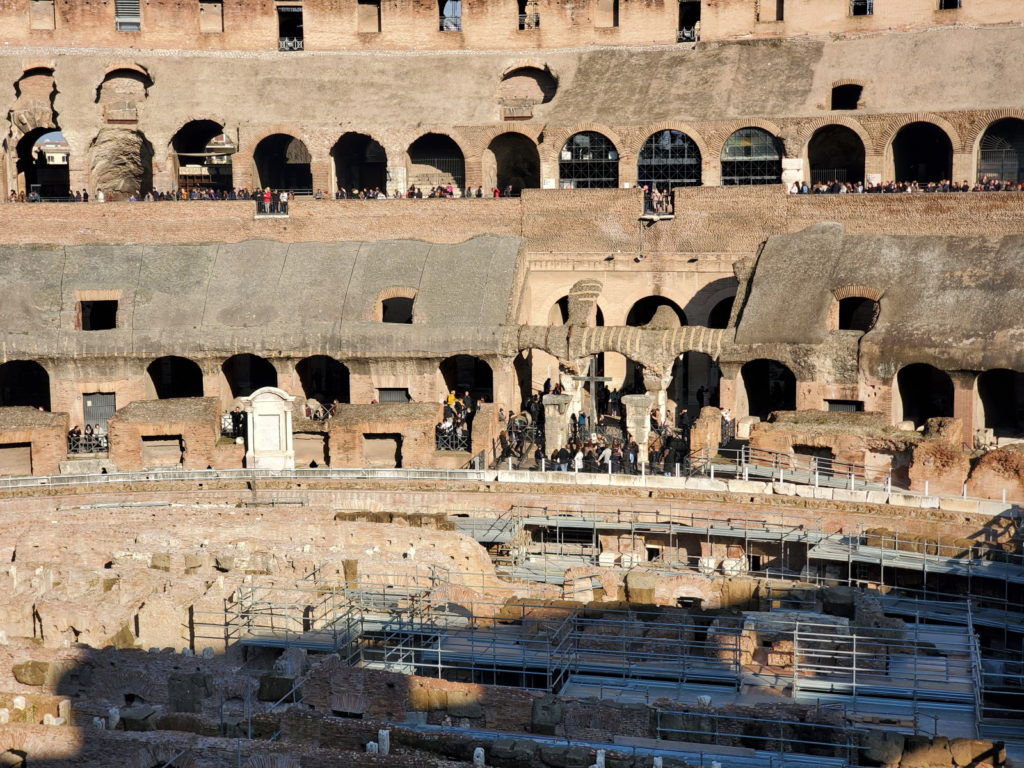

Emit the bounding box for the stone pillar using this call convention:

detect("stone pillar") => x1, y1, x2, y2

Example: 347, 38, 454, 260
621, 393, 653, 464
310, 158, 332, 195
950, 371, 978, 444
718, 362, 744, 417
864, 153, 884, 186
540, 158, 558, 189
542, 394, 572, 453
952, 151, 973, 186
241, 386, 297, 469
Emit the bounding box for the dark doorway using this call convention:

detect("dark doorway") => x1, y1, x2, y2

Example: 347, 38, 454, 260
80, 300, 118, 330
408, 133, 465, 189
487, 133, 540, 194
678, 0, 700, 40
17, 128, 70, 198
626, 296, 687, 327
838, 297, 878, 332
170, 120, 233, 192
808, 125, 866, 185
147, 356, 204, 399
897, 363, 953, 427
332, 133, 387, 194
978, 369, 1024, 438
978, 118, 1024, 183
440, 355, 493, 402
253, 133, 312, 191
277, 4, 304, 49
831, 84, 862, 110
297, 356, 350, 404
382, 297, 414, 323
892, 122, 952, 183
742, 359, 796, 419
0, 360, 50, 410
222, 354, 277, 398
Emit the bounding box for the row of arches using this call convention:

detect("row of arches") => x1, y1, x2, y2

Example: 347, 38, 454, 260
20, 117, 1022, 200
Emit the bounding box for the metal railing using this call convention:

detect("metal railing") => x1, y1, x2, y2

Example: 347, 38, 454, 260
435, 427, 470, 452
642, 188, 675, 215
686, 445, 892, 490
67, 434, 108, 454
438, 14, 462, 30
278, 37, 304, 50
518, 12, 540, 29
676, 26, 698, 42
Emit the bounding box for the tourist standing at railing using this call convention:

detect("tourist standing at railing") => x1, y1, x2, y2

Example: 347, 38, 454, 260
279, 189, 289, 214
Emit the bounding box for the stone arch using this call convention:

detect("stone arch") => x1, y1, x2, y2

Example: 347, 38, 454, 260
976, 369, 1024, 439
483, 131, 540, 193
976, 116, 1024, 183
878, 113, 961, 156
889, 121, 954, 183
557, 130, 620, 189
89, 128, 154, 198
720, 127, 783, 186
222, 354, 278, 399
331, 131, 388, 193
806, 124, 867, 185
626, 121, 711, 167
169, 119, 234, 192
741, 359, 796, 420
296, 356, 350, 404
832, 284, 883, 301
829, 81, 864, 111
963, 108, 1024, 156
406, 132, 467, 189
895, 363, 953, 427
95, 66, 152, 106
0, 360, 51, 410
440, 355, 493, 402
541, 122, 626, 166
498, 65, 557, 105
625, 296, 687, 327
146, 356, 204, 399
636, 128, 703, 190
375, 286, 418, 323
252, 132, 312, 191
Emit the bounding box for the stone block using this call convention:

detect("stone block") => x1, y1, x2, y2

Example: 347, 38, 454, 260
772, 482, 797, 496
899, 735, 949, 768
150, 552, 171, 572
214, 555, 234, 572
446, 690, 484, 719
257, 674, 297, 702
531, 694, 564, 735
183, 554, 204, 574
888, 493, 922, 508
684, 477, 728, 492
539, 744, 593, 768
832, 489, 867, 503
866, 490, 890, 505
168, 672, 213, 713
120, 704, 159, 731
726, 479, 771, 495
862, 729, 904, 764
949, 738, 1001, 767
625, 570, 657, 603
938, 497, 979, 513
490, 739, 539, 765
920, 496, 940, 509
12, 660, 53, 686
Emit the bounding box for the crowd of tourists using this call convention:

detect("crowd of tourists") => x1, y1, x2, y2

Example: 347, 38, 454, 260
435, 390, 478, 451
332, 184, 517, 199
67, 423, 108, 453
790, 176, 1024, 194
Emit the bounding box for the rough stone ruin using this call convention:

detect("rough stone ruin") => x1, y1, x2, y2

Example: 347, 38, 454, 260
0, 0, 1022, 766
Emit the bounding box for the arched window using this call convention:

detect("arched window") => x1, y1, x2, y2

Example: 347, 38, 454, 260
408, 133, 465, 189
896, 363, 953, 427
382, 297, 414, 323
837, 297, 878, 332
721, 128, 782, 186
559, 131, 618, 189
808, 125, 866, 185
17, 129, 70, 199
253, 133, 312, 191
485, 133, 540, 194
891, 122, 952, 183
742, 359, 796, 419
978, 118, 1024, 184
831, 84, 863, 110
626, 296, 687, 327
147, 356, 204, 399
637, 130, 702, 191
170, 120, 233, 192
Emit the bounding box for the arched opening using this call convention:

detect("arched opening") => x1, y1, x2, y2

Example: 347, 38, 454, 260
721, 128, 782, 186
440, 355, 493, 403
170, 120, 234, 192
837, 297, 878, 332
977, 369, 1024, 438
222, 354, 277, 399
548, 296, 605, 326
831, 84, 862, 110
978, 118, 1024, 183
892, 122, 952, 183
382, 296, 414, 323
498, 67, 556, 104
96, 67, 151, 109
0, 360, 50, 410
808, 125, 866, 185
253, 133, 312, 191
742, 359, 796, 420
637, 129, 702, 191
626, 296, 687, 327
147, 356, 204, 399
707, 297, 734, 329
559, 131, 618, 189
485, 133, 540, 194
669, 351, 721, 416
896, 363, 953, 427
408, 133, 465, 189
90, 128, 154, 198
331, 132, 387, 194
17, 129, 70, 199
297, 356, 350, 405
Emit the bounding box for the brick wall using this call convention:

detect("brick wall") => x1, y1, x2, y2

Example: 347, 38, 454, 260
0, 420, 67, 476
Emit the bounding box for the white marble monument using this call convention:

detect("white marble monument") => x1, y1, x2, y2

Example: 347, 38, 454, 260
241, 386, 297, 470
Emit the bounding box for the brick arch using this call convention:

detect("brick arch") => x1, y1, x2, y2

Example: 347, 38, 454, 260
238, 125, 317, 163
717, 120, 786, 156
832, 284, 883, 301
473, 125, 544, 158
629, 122, 712, 166
878, 113, 961, 157
102, 61, 152, 81
500, 60, 558, 83
963, 108, 1024, 155
18, 61, 56, 76
540, 123, 627, 165
793, 117, 874, 158
373, 286, 419, 322
830, 78, 864, 88
404, 129, 472, 162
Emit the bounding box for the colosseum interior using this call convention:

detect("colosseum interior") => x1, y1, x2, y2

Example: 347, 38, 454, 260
0, 1, 1022, 766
